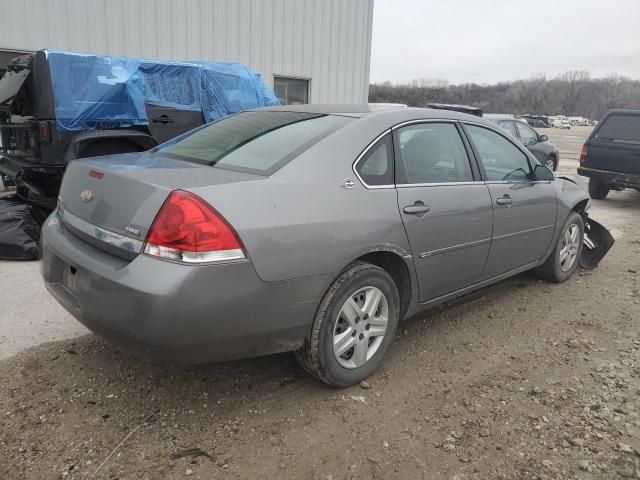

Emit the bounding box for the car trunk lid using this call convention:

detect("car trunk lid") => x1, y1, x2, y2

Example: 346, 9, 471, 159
58, 152, 263, 259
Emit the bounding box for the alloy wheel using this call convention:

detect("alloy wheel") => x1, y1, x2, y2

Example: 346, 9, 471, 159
332, 286, 389, 369
559, 224, 580, 272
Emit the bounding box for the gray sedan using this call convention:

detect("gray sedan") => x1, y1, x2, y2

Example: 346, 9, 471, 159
485, 115, 560, 171
41, 105, 612, 387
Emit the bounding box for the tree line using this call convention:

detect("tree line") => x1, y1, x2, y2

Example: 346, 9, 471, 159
368, 71, 640, 120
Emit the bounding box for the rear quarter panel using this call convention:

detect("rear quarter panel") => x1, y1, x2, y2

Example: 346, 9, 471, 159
189, 114, 414, 283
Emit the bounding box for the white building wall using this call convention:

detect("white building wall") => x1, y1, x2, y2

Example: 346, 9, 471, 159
0, 0, 374, 103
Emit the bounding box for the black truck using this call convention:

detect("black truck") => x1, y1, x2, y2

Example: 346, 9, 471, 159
0, 50, 278, 210
578, 109, 640, 200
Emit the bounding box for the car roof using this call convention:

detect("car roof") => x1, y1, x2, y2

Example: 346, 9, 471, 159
260, 104, 493, 124
603, 109, 640, 116
483, 114, 515, 120
261, 103, 408, 118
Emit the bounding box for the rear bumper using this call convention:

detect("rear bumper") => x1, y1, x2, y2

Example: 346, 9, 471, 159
577, 167, 640, 188
40, 212, 326, 365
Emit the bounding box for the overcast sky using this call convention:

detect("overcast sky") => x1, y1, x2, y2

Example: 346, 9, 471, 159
370, 0, 640, 85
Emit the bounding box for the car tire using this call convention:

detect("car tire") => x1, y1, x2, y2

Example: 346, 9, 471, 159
295, 261, 400, 387
544, 155, 558, 171
534, 212, 584, 283
588, 178, 609, 200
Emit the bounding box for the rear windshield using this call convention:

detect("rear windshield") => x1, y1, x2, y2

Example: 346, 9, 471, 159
596, 114, 640, 143
157, 111, 353, 174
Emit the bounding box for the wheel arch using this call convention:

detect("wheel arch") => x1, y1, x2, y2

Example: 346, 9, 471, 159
571, 198, 589, 216
313, 246, 416, 325
357, 250, 413, 321
344, 247, 416, 321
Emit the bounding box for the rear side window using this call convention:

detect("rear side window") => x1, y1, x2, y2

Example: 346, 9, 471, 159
355, 133, 393, 186
158, 111, 352, 174
596, 114, 640, 143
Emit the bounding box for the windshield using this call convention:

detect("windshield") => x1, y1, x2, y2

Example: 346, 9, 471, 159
158, 110, 353, 174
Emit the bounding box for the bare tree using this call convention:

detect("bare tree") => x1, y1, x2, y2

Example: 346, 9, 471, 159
558, 70, 591, 116
368, 71, 640, 119
511, 74, 549, 114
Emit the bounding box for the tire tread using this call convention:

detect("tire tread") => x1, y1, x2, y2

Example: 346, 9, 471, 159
295, 261, 398, 386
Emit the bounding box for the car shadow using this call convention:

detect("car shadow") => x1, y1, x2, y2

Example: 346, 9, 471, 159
592, 190, 640, 210
6, 269, 543, 400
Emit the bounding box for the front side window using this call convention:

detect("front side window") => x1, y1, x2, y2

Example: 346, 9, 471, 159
516, 122, 538, 144
465, 124, 532, 182
158, 111, 352, 174
355, 133, 393, 186
395, 122, 473, 184
274, 76, 309, 105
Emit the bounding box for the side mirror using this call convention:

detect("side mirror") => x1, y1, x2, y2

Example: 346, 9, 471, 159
533, 164, 554, 181
538, 134, 549, 142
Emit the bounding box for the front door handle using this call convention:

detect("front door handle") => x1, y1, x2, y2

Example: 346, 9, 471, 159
496, 195, 513, 207
403, 202, 431, 215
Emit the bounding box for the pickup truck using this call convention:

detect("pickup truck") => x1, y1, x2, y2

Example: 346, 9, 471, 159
0, 50, 278, 210
577, 109, 640, 200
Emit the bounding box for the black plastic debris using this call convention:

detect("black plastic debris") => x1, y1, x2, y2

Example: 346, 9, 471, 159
0, 196, 43, 260
580, 217, 615, 270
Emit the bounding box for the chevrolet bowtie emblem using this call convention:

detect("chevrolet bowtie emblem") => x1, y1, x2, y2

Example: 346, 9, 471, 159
80, 190, 94, 202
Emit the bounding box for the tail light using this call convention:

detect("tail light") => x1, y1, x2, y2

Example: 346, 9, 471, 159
579, 144, 589, 166
38, 121, 51, 143
143, 190, 245, 264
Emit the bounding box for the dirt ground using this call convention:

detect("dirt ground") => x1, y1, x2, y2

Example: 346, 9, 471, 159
2, 126, 640, 480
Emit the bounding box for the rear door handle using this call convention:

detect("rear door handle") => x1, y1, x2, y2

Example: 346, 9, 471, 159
152, 115, 173, 124
496, 195, 513, 207
403, 202, 431, 215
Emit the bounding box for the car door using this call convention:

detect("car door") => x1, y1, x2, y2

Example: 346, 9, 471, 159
393, 121, 493, 302
515, 121, 545, 162
462, 123, 557, 278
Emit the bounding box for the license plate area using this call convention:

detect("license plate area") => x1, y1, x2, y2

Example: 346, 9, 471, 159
61, 263, 79, 294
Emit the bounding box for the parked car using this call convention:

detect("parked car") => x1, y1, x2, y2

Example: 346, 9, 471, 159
41, 105, 613, 387
485, 115, 560, 170
0, 49, 278, 210
553, 119, 571, 129
578, 109, 640, 199
527, 119, 547, 128
427, 103, 483, 117
521, 115, 552, 128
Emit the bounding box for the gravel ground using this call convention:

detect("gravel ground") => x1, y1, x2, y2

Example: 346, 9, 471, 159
1, 127, 640, 480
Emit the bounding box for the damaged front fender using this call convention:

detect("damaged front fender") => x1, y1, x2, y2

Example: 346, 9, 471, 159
579, 216, 614, 270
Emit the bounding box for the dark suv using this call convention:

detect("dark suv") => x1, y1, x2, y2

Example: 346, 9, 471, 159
578, 109, 640, 199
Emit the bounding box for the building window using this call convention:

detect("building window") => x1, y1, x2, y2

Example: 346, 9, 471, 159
274, 76, 309, 105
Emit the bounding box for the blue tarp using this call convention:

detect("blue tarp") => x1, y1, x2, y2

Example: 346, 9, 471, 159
46, 50, 279, 131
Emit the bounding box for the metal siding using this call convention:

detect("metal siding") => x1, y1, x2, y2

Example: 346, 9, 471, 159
0, 0, 373, 103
